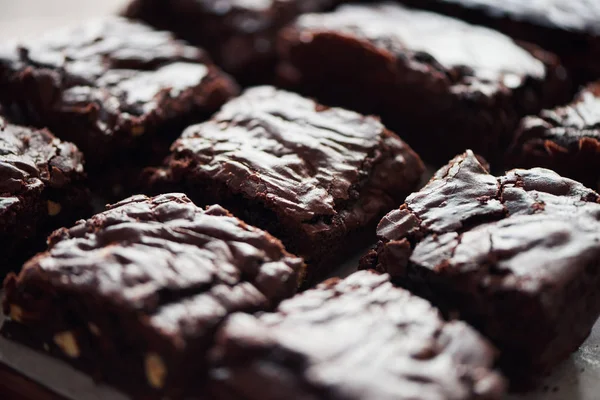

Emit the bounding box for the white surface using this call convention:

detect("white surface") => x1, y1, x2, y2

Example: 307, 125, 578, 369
0, 0, 125, 40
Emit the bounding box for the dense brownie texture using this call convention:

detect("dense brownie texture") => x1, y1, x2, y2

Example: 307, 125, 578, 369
207, 270, 506, 400
0, 17, 238, 197
123, 0, 337, 84
146, 86, 424, 283
0, 117, 90, 273
2, 193, 304, 399
397, 0, 600, 81
360, 150, 600, 383
277, 3, 571, 165
507, 82, 600, 191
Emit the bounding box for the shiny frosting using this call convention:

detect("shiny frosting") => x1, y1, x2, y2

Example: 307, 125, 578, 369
0, 119, 84, 216
294, 3, 546, 87
0, 17, 237, 142
209, 271, 506, 400
15, 194, 304, 341
370, 150, 600, 293
515, 82, 600, 148
168, 86, 423, 225
429, 0, 600, 34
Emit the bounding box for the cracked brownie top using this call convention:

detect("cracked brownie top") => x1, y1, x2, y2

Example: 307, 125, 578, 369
361, 149, 600, 291
0, 117, 85, 218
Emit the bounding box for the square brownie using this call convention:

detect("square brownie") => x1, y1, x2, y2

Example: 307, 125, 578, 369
2, 193, 304, 399
277, 2, 571, 165
0, 116, 90, 273
360, 150, 600, 383
506, 82, 600, 191
123, 0, 338, 84
397, 0, 600, 82
207, 270, 506, 400
0, 17, 238, 197
146, 86, 424, 283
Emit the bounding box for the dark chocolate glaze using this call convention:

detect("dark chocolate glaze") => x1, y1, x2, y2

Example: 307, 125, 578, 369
0, 119, 84, 206
123, 0, 337, 84
2, 193, 304, 399
277, 2, 571, 165
0, 116, 89, 272
148, 86, 424, 281
361, 150, 600, 383
397, 0, 600, 80
208, 270, 506, 400
507, 82, 600, 190
403, 0, 600, 35
293, 3, 546, 86
0, 17, 239, 168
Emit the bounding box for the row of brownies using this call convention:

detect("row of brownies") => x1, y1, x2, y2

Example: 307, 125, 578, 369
1, 1, 600, 399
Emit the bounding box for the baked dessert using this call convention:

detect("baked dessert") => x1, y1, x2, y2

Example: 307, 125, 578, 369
277, 2, 571, 165
397, 0, 600, 81
507, 82, 600, 191
0, 17, 238, 197
208, 270, 506, 400
146, 86, 424, 283
360, 150, 600, 382
0, 117, 90, 273
2, 193, 304, 399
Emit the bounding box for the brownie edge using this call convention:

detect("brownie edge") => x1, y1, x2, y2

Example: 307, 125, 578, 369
2, 193, 304, 399
277, 3, 571, 166
0, 117, 91, 272
360, 150, 600, 384
506, 81, 600, 191
146, 86, 424, 284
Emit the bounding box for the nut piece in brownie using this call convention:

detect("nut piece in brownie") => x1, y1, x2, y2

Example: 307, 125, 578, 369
2, 193, 304, 399
277, 2, 570, 165
146, 86, 424, 283
208, 270, 506, 400
123, 0, 337, 84
0, 117, 90, 273
360, 150, 600, 383
506, 82, 600, 191
0, 17, 238, 196
397, 0, 600, 82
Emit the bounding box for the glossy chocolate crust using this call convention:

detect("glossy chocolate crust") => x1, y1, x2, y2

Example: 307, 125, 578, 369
277, 3, 571, 165
2, 193, 304, 399
123, 0, 337, 84
0, 17, 239, 171
360, 150, 600, 383
207, 270, 506, 400
507, 82, 600, 191
397, 0, 600, 80
147, 86, 424, 283
0, 117, 90, 272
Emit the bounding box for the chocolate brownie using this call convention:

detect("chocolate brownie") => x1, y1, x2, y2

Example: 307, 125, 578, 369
360, 150, 600, 383
397, 0, 600, 81
277, 3, 571, 165
146, 86, 424, 283
2, 193, 304, 399
123, 0, 337, 84
0, 17, 238, 197
207, 270, 506, 400
506, 82, 600, 191
0, 116, 90, 273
